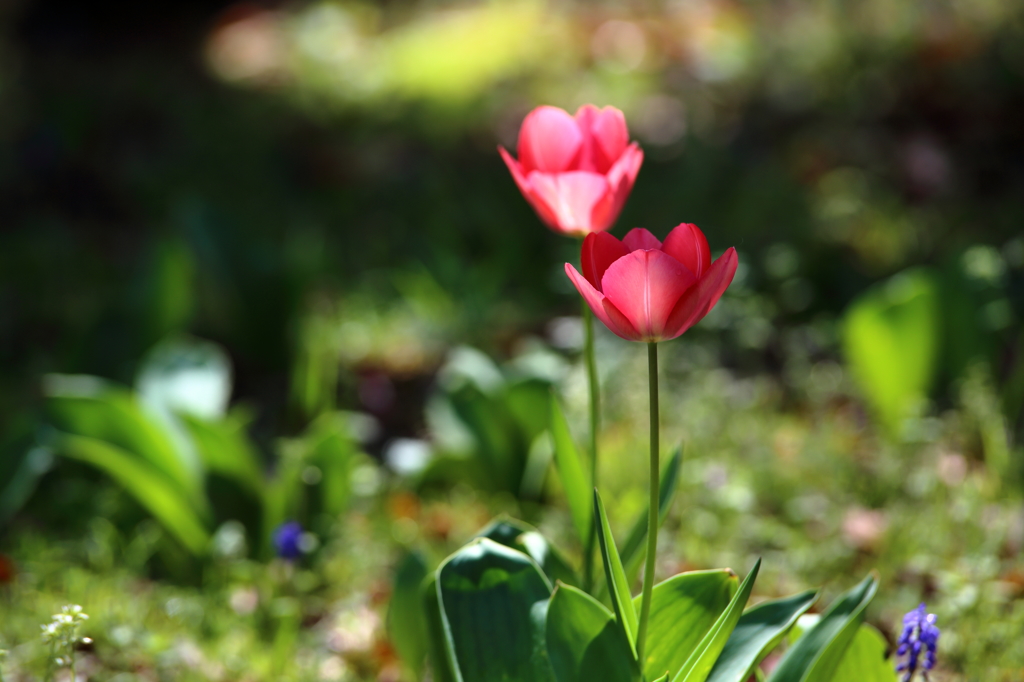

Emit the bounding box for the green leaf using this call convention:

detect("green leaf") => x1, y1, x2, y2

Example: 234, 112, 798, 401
388, 550, 430, 678
550, 397, 592, 546
842, 269, 940, 432
674, 559, 761, 682
424, 573, 459, 682
436, 538, 554, 682
56, 433, 209, 554
620, 447, 682, 580
302, 412, 358, 517
546, 583, 638, 682
478, 516, 578, 587
768, 574, 879, 682
829, 624, 896, 682
180, 413, 264, 498
631, 570, 738, 682
652, 674, 671, 682
705, 589, 818, 682
594, 490, 638, 659
44, 375, 201, 502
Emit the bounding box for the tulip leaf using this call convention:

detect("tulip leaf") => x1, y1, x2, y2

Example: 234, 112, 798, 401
674, 559, 761, 682
180, 412, 264, 498
550, 397, 592, 546
705, 589, 818, 682
55, 433, 209, 554
631, 569, 738, 682
768, 574, 879, 682
594, 490, 638, 659
388, 550, 430, 679
546, 583, 638, 682
436, 538, 555, 682
829, 624, 896, 682
478, 516, 578, 587
620, 447, 682, 580
652, 675, 671, 682
424, 573, 459, 682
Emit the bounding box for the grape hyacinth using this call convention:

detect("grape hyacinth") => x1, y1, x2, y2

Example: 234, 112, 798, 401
896, 603, 940, 681
273, 521, 304, 560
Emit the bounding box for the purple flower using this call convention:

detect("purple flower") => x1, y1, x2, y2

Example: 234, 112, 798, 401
273, 521, 303, 560
896, 603, 940, 681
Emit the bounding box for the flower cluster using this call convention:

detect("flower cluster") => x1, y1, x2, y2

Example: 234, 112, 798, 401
40, 605, 90, 670
273, 520, 305, 560
896, 603, 939, 681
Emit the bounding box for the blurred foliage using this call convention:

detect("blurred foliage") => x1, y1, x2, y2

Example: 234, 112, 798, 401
1, 0, 1023, 679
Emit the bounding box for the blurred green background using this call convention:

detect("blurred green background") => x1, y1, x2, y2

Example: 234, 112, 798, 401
1, 0, 1023, 680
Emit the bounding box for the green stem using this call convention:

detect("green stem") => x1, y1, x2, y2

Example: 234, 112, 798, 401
636, 342, 660, 664
582, 302, 600, 592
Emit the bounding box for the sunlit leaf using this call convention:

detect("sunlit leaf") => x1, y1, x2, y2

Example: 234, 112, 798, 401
388, 550, 430, 678
594, 490, 638, 659
830, 623, 897, 682
768, 574, 879, 682
478, 516, 578, 587
632, 570, 738, 682
705, 589, 818, 682
546, 583, 637, 682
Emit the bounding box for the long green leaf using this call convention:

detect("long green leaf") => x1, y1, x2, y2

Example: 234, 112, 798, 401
424, 573, 458, 682
45, 376, 201, 501
594, 490, 638, 658
674, 559, 761, 682
550, 397, 592, 546
768, 574, 879, 682
620, 447, 682, 579
546, 583, 638, 682
388, 550, 430, 679
436, 538, 554, 682
631, 570, 738, 682
830, 624, 896, 682
180, 413, 264, 497
57, 433, 209, 554
705, 589, 818, 682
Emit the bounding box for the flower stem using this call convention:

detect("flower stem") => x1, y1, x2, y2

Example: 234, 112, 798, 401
581, 301, 600, 592
636, 341, 660, 664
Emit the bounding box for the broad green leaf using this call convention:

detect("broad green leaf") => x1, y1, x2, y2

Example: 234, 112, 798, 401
388, 550, 430, 678
632, 570, 738, 682
44, 375, 201, 501
705, 589, 818, 682
830, 624, 896, 682
674, 559, 761, 682
56, 433, 209, 554
594, 490, 638, 658
302, 412, 358, 516
546, 583, 638, 682
620, 447, 682, 580
436, 538, 554, 682
550, 397, 592, 546
478, 516, 578, 587
842, 269, 940, 432
448, 384, 528, 494
180, 413, 264, 498
652, 675, 671, 682
768, 574, 879, 682
424, 573, 459, 682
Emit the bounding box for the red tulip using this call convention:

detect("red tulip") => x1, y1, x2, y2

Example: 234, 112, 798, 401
565, 224, 738, 342
500, 104, 644, 237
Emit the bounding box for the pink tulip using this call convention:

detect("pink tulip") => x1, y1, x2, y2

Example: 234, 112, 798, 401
565, 224, 738, 342
500, 104, 644, 237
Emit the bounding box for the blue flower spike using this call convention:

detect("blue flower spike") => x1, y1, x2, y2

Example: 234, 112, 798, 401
273, 521, 304, 560
896, 603, 940, 681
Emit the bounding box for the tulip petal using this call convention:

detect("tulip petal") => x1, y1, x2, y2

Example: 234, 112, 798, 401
662, 223, 712, 278
530, 171, 612, 236
517, 106, 583, 174
565, 263, 642, 341
601, 249, 697, 340
663, 247, 738, 339
582, 232, 630, 291
604, 143, 644, 228
574, 105, 629, 174
622, 228, 662, 252
500, 147, 562, 229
